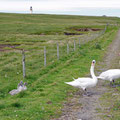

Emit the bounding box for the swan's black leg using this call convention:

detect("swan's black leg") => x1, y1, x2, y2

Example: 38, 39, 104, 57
83, 89, 92, 96
110, 81, 113, 86
83, 88, 87, 96
113, 80, 115, 86
111, 80, 116, 87
112, 80, 120, 87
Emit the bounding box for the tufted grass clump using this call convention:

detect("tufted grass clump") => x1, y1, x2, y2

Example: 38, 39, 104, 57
0, 104, 5, 110
11, 102, 23, 108
95, 43, 102, 50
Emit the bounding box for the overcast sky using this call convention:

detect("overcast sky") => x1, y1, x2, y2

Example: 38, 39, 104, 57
0, 0, 120, 16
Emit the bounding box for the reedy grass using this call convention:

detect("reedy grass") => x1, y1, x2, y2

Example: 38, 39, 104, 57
0, 27, 118, 120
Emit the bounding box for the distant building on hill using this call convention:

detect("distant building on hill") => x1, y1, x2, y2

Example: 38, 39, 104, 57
30, 6, 33, 14
103, 15, 107, 17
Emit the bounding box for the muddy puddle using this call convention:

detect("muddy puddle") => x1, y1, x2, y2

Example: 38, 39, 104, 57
0, 44, 20, 51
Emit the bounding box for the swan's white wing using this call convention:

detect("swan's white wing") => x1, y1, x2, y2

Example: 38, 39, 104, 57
97, 71, 110, 80
74, 77, 92, 83
98, 69, 120, 80
79, 80, 97, 89
65, 77, 96, 90
109, 69, 120, 79
76, 78, 97, 88
65, 80, 81, 88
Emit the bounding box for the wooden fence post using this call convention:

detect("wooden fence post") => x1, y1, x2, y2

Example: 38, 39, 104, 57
44, 46, 46, 67
74, 40, 76, 51
22, 49, 26, 79
67, 43, 69, 54
79, 38, 80, 48
57, 43, 59, 60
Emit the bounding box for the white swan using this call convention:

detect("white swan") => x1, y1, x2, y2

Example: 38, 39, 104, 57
97, 69, 120, 86
65, 60, 97, 95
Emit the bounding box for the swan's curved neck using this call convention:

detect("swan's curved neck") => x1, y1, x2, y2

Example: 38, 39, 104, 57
90, 65, 96, 79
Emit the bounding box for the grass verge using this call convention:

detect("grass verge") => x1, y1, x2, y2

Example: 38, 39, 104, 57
0, 26, 118, 120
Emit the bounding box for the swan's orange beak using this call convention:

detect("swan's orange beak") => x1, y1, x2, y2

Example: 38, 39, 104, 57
91, 62, 94, 66
91, 60, 96, 66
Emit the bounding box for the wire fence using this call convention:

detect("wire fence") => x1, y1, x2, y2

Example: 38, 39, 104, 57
0, 27, 107, 79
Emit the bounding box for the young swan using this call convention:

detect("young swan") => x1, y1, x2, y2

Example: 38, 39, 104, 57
17, 82, 27, 91
65, 60, 97, 96
9, 81, 27, 96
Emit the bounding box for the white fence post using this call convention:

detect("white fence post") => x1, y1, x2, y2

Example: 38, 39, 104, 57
44, 46, 46, 67
22, 49, 26, 79
67, 43, 69, 54
79, 38, 80, 48
74, 40, 76, 51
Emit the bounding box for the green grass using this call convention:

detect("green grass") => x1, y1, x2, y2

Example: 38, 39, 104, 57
0, 13, 120, 120
99, 86, 120, 120
99, 63, 120, 120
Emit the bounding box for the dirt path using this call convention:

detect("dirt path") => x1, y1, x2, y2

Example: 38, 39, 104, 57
54, 29, 120, 120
